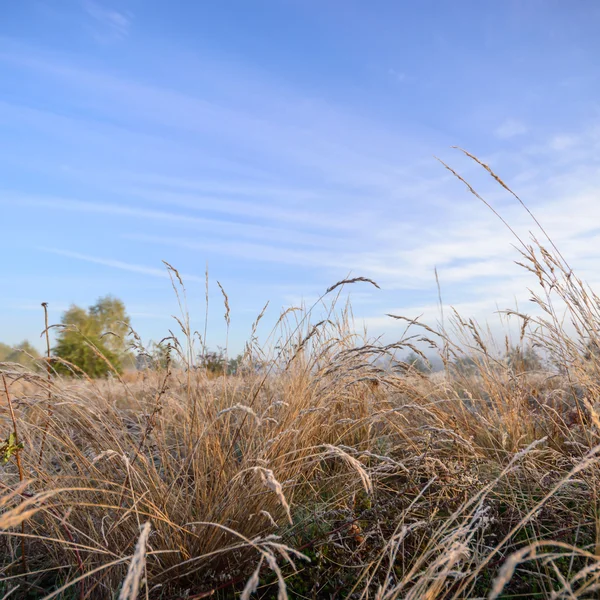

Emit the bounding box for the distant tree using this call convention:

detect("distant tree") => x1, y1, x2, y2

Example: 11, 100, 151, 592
227, 353, 243, 375
0, 343, 11, 361
506, 345, 543, 374
53, 296, 132, 377
88, 296, 131, 355
0, 341, 41, 370
405, 351, 428, 374
197, 348, 221, 375
136, 341, 173, 370
135, 353, 152, 371
6, 341, 41, 370
198, 347, 243, 376
584, 338, 600, 362
452, 355, 479, 376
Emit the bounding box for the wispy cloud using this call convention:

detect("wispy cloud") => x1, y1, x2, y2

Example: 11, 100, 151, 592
0, 47, 438, 195
495, 118, 528, 139
549, 134, 577, 151
1, 302, 72, 313
121, 186, 358, 231
37, 247, 204, 283
82, 0, 131, 40
123, 233, 348, 270
8, 193, 336, 248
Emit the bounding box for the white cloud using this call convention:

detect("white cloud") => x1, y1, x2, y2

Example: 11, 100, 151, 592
83, 0, 131, 40
495, 118, 528, 139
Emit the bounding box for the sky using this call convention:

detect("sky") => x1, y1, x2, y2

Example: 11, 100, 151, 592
1, 1, 600, 355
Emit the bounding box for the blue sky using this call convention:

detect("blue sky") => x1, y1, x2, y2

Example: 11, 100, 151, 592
2, 1, 600, 354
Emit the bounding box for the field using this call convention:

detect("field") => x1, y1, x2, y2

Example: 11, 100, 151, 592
3, 174, 600, 599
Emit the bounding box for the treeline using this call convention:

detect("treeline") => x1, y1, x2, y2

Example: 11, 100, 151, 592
2, 295, 242, 378
403, 346, 544, 375
3, 295, 549, 379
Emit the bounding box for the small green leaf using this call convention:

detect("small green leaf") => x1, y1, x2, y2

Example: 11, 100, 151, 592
0, 432, 24, 465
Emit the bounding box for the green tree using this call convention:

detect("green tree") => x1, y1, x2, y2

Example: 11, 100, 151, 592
53, 296, 132, 377
88, 296, 131, 355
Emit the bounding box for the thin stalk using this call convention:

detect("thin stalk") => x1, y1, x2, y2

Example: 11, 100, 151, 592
38, 302, 53, 465
2, 374, 27, 572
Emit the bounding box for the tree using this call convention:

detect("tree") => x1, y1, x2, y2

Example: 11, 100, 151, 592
506, 345, 542, 374
7, 341, 41, 370
198, 347, 243, 376
88, 296, 131, 355
136, 341, 173, 370
0, 341, 41, 370
0, 343, 10, 361
405, 352, 428, 374
584, 338, 600, 362
227, 353, 243, 375
53, 296, 132, 377
452, 355, 479, 376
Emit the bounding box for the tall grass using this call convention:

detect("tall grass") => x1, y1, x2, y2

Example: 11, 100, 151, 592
3, 156, 600, 598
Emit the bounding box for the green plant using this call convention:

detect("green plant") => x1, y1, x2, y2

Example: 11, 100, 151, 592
0, 432, 23, 464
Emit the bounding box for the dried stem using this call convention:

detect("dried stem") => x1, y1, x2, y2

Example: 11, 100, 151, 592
2, 374, 27, 572
38, 301, 53, 465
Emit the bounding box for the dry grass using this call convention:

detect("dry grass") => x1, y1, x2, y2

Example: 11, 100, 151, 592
3, 158, 600, 598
